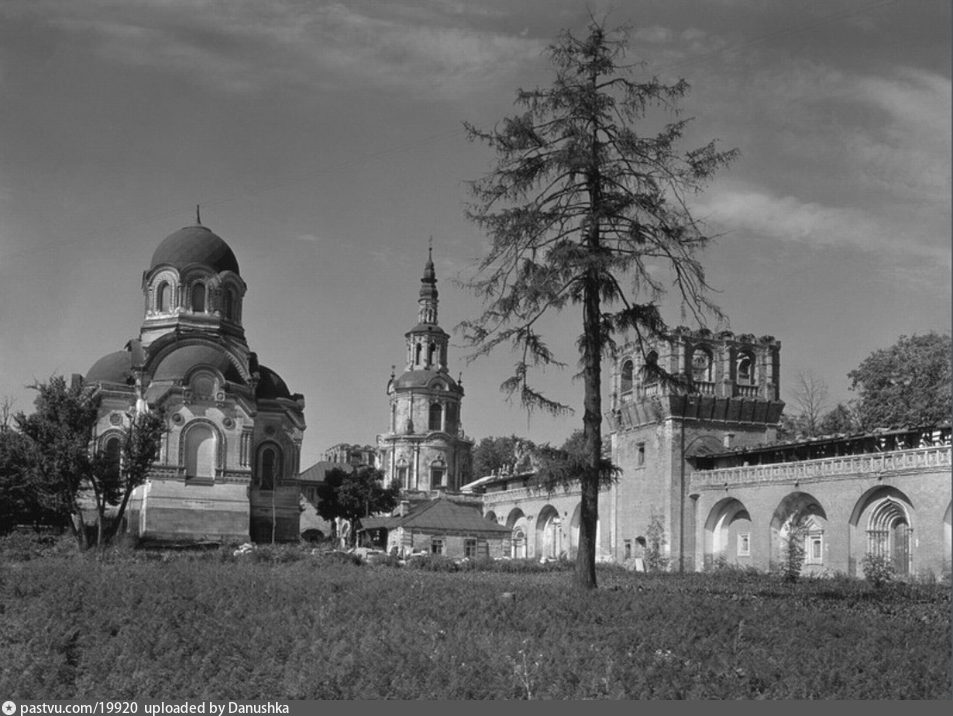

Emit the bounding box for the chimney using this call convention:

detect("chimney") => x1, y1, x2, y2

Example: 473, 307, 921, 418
399, 500, 409, 517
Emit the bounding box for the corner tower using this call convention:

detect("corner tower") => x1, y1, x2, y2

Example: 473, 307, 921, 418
604, 328, 785, 570
378, 248, 473, 495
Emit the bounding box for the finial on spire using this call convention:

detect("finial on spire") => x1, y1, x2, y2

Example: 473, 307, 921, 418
196, 204, 202, 225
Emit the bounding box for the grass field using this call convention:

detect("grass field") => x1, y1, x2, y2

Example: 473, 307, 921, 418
0, 537, 950, 699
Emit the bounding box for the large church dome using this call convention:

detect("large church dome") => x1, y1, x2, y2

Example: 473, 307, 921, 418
150, 225, 240, 275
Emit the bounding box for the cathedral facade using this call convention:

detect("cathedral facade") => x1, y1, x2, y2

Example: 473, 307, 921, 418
84, 221, 305, 544
377, 250, 473, 496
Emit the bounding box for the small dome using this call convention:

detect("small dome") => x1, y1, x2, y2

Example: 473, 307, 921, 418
150, 225, 240, 275
256, 365, 292, 400
86, 350, 134, 385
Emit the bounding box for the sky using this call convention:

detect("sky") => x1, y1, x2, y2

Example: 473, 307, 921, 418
0, 0, 949, 469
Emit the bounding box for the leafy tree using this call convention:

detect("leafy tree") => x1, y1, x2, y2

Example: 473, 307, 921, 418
93, 409, 166, 546
817, 403, 859, 436
472, 435, 521, 477
848, 332, 952, 430
460, 20, 735, 588
316, 466, 401, 526
0, 426, 67, 534
12, 376, 166, 547
15, 377, 98, 547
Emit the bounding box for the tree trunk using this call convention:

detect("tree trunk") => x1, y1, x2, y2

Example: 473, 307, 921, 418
575, 77, 604, 590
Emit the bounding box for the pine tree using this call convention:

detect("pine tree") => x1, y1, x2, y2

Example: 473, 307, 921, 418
461, 19, 736, 588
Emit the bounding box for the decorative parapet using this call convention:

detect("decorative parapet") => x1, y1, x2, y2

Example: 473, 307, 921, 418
690, 445, 951, 491
480, 481, 582, 506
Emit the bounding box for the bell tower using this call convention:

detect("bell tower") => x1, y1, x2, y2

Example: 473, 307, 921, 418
377, 247, 473, 495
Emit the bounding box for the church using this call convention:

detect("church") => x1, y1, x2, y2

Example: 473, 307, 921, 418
84, 218, 306, 544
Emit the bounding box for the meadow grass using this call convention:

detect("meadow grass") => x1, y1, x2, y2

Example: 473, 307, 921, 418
0, 538, 949, 699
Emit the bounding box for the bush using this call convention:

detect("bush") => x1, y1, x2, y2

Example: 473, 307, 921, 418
862, 554, 894, 588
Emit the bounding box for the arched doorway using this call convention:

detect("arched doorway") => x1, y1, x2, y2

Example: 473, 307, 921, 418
536, 505, 560, 560
506, 508, 528, 558
770, 492, 828, 573
944, 502, 952, 574
704, 498, 751, 568
850, 487, 915, 578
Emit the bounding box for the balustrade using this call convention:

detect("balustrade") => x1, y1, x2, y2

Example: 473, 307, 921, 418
690, 445, 951, 490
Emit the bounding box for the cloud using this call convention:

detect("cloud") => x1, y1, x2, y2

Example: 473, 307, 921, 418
695, 184, 950, 266
23, 0, 543, 99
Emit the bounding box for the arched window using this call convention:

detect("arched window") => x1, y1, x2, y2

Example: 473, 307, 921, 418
429, 402, 442, 431
103, 435, 122, 484
620, 359, 634, 394
414, 342, 422, 366
157, 282, 172, 312
643, 350, 659, 385
737, 352, 755, 385
444, 402, 458, 433
257, 444, 282, 490
691, 347, 713, 383
184, 423, 216, 480
222, 288, 234, 320
191, 283, 206, 313
427, 342, 436, 367
391, 404, 397, 432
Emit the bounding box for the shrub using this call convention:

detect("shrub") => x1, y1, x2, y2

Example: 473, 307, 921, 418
644, 511, 669, 572
861, 554, 894, 588
780, 514, 808, 583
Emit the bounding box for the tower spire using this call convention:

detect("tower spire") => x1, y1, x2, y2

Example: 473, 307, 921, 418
418, 243, 438, 325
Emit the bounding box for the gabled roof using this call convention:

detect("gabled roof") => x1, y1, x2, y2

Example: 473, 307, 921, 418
298, 461, 336, 484
389, 497, 512, 534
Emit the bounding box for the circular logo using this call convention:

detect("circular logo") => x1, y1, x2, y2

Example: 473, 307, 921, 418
3, 701, 17, 716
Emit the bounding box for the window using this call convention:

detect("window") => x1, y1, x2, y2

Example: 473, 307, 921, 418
620, 360, 634, 394
191, 283, 206, 313
157, 282, 172, 312
427, 342, 436, 367
806, 532, 823, 564
464, 538, 477, 559
431, 538, 445, 555
429, 402, 442, 431
103, 436, 122, 483
258, 444, 283, 490
414, 343, 422, 366
430, 465, 445, 488
736, 353, 755, 385
642, 350, 660, 385
623, 539, 632, 560
222, 288, 234, 320
738, 532, 751, 557
691, 347, 712, 383
637, 443, 645, 466
396, 465, 409, 489
444, 403, 458, 433
184, 423, 216, 480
